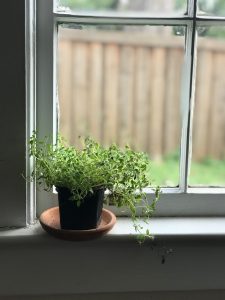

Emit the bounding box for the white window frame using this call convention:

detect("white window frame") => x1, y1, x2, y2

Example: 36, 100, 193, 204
33, 0, 225, 222
26, 0, 36, 225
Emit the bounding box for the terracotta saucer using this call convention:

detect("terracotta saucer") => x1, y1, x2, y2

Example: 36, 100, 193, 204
39, 207, 116, 241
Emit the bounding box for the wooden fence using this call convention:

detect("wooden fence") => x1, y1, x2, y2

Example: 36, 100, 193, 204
58, 29, 225, 161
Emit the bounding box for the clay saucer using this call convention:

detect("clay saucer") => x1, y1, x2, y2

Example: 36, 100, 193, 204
39, 207, 116, 241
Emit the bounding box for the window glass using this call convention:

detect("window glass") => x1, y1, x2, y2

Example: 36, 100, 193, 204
190, 26, 225, 187
198, 0, 225, 17
57, 0, 187, 16
58, 25, 185, 187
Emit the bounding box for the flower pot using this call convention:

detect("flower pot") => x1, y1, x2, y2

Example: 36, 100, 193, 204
39, 207, 117, 241
56, 187, 105, 230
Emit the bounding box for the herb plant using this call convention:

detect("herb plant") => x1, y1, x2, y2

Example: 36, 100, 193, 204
29, 132, 159, 241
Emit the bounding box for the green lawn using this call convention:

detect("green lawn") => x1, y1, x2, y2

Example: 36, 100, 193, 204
149, 154, 225, 187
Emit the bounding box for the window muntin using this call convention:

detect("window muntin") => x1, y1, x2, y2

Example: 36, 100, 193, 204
58, 25, 185, 187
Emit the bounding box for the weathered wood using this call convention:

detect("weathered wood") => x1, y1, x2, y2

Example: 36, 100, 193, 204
58, 40, 73, 144
87, 43, 103, 142
208, 53, 225, 159
133, 47, 150, 152
72, 42, 89, 146
58, 31, 225, 160
148, 47, 166, 160
193, 50, 213, 160
163, 48, 183, 155
102, 44, 119, 145
118, 46, 135, 147
60, 28, 184, 48
61, 28, 225, 52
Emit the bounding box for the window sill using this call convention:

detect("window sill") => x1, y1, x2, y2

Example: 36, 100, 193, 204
1, 216, 225, 240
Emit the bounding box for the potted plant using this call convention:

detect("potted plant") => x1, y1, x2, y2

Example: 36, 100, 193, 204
29, 132, 159, 241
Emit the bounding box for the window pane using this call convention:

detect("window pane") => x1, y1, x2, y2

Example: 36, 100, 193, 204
190, 26, 225, 187
57, 0, 187, 16
198, 0, 225, 17
58, 25, 185, 187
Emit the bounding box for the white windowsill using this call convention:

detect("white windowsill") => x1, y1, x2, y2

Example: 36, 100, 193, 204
2, 217, 225, 239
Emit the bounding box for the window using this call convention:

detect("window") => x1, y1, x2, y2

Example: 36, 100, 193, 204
35, 0, 225, 220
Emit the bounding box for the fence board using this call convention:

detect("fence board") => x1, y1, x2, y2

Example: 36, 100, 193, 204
61, 29, 225, 52
60, 29, 184, 49
163, 48, 183, 155
118, 46, 135, 147
193, 50, 213, 160
58, 40, 73, 144
72, 43, 89, 145
149, 48, 166, 160
133, 47, 150, 152
58, 31, 225, 160
102, 44, 119, 145
87, 43, 103, 142
208, 53, 225, 159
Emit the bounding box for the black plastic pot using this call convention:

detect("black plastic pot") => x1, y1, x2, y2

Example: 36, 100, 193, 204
56, 187, 105, 230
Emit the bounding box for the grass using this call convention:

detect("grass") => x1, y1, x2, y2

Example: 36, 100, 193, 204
149, 153, 225, 187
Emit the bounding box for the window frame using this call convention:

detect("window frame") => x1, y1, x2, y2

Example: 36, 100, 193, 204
26, 0, 36, 225
34, 0, 225, 220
